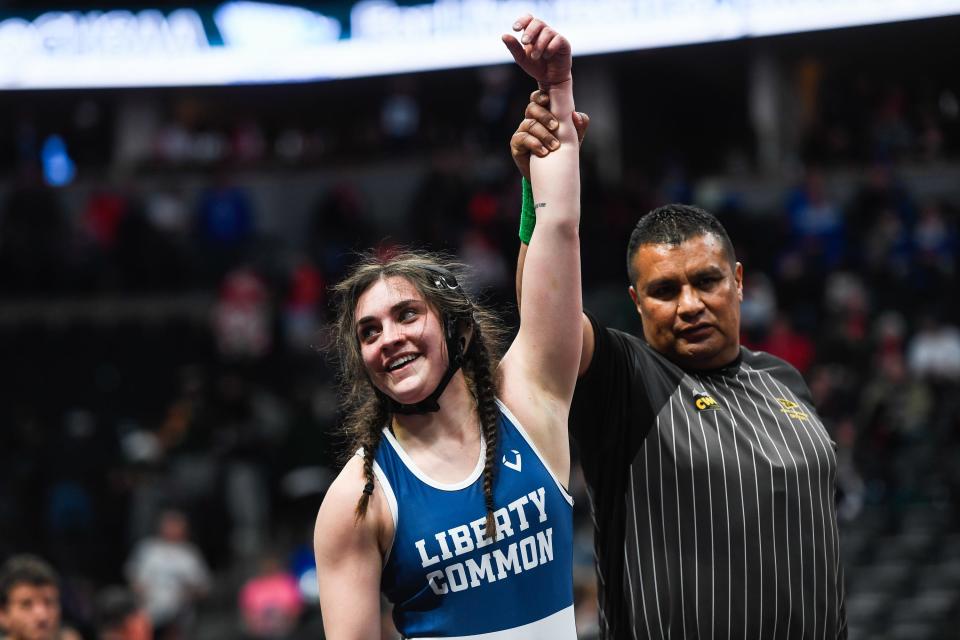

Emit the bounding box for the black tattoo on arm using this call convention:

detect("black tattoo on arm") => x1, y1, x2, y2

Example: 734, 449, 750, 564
535, 202, 547, 209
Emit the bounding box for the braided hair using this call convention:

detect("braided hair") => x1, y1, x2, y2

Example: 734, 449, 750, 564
467, 329, 502, 538
330, 252, 508, 536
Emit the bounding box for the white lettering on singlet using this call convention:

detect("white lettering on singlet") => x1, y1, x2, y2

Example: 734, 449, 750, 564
446, 563, 469, 592
507, 495, 531, 531
493, 507, 514, 539
520, 537, 538, 570
414, 487, 548, 568
493, 542, 521, 579
469, 515, 493, 549
528, 486, 548, 522
416, 486, 559, 596
436, 531, 454, 560
416, 539, 439, 567
424, 528, 556, 595
448, 524, 474, 555
536, 529, 553, 564
466, 554, 495, 587
426, 569, 447, 594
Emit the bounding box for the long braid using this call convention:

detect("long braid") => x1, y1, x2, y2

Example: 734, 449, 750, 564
468, 330, 501, 541
354, 403, 388, 520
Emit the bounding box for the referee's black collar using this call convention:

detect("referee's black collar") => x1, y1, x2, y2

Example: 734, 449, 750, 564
719, 348, 745, 376
687, 347, 744, 378
638, 338, 745, 377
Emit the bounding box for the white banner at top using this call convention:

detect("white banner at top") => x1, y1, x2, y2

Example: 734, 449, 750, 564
2, 0, 959, 89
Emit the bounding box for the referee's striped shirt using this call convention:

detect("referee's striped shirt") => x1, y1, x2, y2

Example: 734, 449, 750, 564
570, 313, 847, 639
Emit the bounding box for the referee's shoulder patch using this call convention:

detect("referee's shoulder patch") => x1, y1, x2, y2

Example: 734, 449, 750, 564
691, 390, 721, 412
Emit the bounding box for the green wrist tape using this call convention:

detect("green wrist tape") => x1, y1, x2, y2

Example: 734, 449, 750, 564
519, 177, 536, 244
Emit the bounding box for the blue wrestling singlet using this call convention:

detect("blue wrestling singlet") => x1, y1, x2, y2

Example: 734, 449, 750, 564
371, 400, 575, 639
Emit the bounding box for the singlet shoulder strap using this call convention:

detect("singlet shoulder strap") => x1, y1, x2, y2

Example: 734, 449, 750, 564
495, 399, 574, 506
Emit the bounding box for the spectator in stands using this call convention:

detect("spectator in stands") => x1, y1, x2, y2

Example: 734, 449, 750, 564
911, 200, 958, 300
858, 344, 935, 505
785, 167, 846, 270
752, 312, 816, 374
283, 259, 325, 354
94, 586, 152, 640
907, 315, 960, 382
0, 554, 80, 640
739, 271, 777, 338
212, 267, 272, 359
238, 552, 303, 639
818, 271, 872, 372
848, 162, 916, 308
195, 171, 255, 280
308, 184, 374, 280
125, 510, 211, 640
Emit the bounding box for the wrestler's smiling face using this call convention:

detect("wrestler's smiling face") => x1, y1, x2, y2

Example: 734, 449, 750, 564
355, 275, 449, 405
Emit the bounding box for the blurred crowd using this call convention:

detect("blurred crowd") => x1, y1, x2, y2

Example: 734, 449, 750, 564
2, 22, 960, 640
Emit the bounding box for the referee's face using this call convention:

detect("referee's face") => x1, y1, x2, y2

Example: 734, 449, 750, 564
628, 233, 743, 370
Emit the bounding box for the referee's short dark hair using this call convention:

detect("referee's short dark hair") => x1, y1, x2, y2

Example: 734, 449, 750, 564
626, 203, 736, 286
0, 554, 59, 607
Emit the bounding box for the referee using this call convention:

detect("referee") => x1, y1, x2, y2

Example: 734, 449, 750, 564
514, 110, 847, 638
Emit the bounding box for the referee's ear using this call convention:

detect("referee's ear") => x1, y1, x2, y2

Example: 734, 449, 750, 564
628, 286, 643, 317
734, 262, 744, 302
